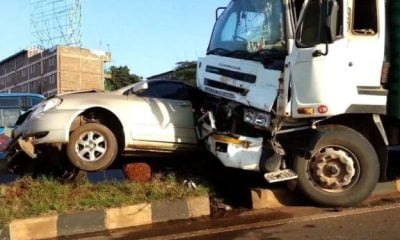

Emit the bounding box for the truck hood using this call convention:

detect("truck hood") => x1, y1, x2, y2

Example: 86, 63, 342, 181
197, 55, 281, 112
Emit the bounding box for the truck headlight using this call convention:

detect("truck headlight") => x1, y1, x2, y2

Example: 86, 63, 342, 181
243, 108, 271, 129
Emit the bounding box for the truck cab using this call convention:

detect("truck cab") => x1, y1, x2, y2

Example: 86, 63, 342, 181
197, 0, 399, 206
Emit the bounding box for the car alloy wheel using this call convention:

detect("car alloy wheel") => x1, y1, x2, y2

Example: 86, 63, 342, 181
75, 130, 108, 162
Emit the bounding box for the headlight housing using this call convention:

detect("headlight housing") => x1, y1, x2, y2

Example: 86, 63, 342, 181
42, 98, 63, 112
243, 108, 271, 129
31, 97, 63, 117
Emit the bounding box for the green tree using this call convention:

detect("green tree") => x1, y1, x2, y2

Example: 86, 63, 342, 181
175, 61, 197, 86
105, 65, 142, 91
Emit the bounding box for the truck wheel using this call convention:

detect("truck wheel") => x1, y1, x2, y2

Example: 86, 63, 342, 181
294, 125, 379, 207
67, 123, 118, 171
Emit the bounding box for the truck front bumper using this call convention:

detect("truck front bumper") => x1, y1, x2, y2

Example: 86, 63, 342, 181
197, 112, 263, 171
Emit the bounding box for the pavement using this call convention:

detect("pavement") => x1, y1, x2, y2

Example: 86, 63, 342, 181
72, 193, 400, 240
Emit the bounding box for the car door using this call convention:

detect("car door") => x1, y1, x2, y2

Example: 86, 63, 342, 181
129, 81, 197, 144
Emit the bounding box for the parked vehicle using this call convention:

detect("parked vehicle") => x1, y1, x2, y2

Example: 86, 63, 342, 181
0, 93, 45, 152
196, 0, 400, 207
6, 80, 202, 174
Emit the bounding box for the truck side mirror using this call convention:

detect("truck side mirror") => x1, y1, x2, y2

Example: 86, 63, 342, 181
312, 0, 338, 57
327, 0, 339, 43
216, 7, 226, 21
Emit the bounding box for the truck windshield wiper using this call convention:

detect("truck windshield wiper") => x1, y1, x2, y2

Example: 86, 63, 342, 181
246, 49, 286, 60
207, 48, 249, 58
207, 48, 232, 55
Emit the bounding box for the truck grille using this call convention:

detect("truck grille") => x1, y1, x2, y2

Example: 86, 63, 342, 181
204, 78, 248, 96
206, 66, 256, 83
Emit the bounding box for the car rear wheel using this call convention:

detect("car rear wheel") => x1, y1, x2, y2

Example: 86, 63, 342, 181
67, 123, 118, 171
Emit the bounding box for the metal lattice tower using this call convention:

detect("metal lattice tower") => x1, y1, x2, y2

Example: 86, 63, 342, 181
30, 0, 82, 49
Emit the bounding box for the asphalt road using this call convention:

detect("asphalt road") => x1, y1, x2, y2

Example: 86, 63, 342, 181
185, 206, 400, 240
73, 195, 400, 240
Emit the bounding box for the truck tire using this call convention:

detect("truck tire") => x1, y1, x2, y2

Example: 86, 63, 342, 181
294, 125, 379, 207
67, 123, 118, 171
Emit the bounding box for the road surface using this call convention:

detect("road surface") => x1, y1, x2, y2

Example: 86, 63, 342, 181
73, 194, 400, 240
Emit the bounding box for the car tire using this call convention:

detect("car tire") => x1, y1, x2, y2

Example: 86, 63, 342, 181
294, 125, 380, 207
67, 123, 118, 171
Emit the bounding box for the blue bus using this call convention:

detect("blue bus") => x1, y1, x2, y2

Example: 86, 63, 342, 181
0, 93, 45, 128
0, 93, 45, 152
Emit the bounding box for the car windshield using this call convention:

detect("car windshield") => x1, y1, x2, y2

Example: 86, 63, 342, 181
209, 0, 286, 57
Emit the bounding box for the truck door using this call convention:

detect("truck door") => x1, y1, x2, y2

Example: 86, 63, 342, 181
290, 0, 356, 117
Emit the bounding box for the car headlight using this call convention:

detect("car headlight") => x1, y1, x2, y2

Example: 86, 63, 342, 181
31, 97, 63, 117
243, 108, 271, 129
42, 98, 62, 112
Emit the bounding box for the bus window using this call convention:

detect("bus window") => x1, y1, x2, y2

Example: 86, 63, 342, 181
0, 98, 19, 108
1, 109, 20, 128
21, 96, 30, 111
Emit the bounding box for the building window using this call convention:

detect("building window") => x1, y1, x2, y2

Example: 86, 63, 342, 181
50, 74, 56, 85
22, 68, 27, 78
22, 84, 28, 92
30, 65, 35, 74
49, 57, 55, 67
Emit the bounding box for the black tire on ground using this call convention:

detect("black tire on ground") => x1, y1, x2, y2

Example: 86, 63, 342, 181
67, 123, 118, 171
294, 125, 380, 207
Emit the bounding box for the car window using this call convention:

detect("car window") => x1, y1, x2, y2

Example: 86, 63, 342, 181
138, 82, 189, 100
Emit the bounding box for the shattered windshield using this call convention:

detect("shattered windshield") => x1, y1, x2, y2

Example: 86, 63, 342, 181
208, 0, 286, 57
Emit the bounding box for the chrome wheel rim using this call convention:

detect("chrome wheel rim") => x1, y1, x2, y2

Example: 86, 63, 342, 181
307, 146, 360, 193
75, 131, 107, 162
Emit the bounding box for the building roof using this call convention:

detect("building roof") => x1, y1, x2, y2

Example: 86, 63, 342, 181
0, 50, 28, 65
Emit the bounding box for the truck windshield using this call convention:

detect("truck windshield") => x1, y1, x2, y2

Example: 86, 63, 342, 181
209, 0, 286, 58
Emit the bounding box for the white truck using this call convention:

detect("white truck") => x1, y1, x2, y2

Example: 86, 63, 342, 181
197, 0, 400, 206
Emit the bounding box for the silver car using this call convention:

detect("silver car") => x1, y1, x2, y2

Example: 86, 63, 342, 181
7, 80, 201, 172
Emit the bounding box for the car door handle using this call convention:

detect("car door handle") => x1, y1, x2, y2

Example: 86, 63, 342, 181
178, 103, 191, 108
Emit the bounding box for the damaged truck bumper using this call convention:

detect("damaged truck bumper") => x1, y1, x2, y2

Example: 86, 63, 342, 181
197, 112, 263, 171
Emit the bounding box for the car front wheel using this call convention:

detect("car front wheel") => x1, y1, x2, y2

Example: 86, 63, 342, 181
67, 123, 118, 171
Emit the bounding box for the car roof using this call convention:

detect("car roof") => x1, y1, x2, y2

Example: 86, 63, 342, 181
114, 79, 193, 94
0, 93, 45, 99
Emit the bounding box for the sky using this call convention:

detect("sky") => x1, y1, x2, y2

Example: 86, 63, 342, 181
0, 0, 230, 78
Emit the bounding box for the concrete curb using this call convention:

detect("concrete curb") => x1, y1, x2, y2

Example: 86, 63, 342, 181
251, 180, 400, 210
0, 196, 210, 240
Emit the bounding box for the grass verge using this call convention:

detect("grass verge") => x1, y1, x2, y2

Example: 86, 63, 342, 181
0, 174, 209, 224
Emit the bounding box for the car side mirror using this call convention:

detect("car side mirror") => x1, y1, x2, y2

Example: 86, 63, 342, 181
142, 82, 149, 90
131, 82, 149, 95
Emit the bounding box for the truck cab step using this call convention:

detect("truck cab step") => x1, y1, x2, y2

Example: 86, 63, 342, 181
264, 169, 298, 184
